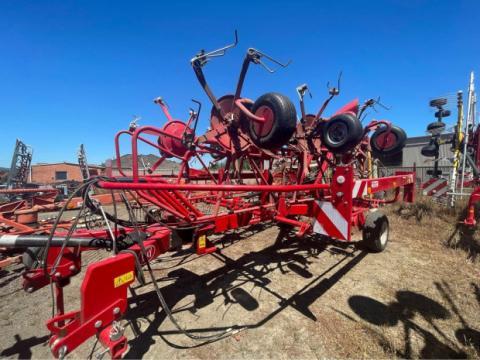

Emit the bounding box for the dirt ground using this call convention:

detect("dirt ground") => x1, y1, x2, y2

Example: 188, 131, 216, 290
1, 199, 480, 359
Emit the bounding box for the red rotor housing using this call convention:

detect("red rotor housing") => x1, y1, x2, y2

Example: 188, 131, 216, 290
158, 120, 192, 158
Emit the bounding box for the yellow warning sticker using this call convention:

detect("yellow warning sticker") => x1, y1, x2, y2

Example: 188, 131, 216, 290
114, 271, 134, 288
198, 235, 206, 248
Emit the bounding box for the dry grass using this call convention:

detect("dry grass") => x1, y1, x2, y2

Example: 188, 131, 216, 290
1, 196, 480, 359
385, 194, 480, 262
373, 195, 480, 358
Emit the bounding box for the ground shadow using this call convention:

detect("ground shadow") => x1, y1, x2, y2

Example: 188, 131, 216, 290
148, 223, 272, 273
347, 280, 480, 358
0, 334, 49, 359
446, 225, 480, 262
434, 281, 480, 353
472, 282, 480, 305
445, 209, 480, 262
123, 230, 367, 358
0, 265, 24, 290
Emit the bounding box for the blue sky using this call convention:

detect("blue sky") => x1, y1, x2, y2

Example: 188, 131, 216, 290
0, 0, 478, 166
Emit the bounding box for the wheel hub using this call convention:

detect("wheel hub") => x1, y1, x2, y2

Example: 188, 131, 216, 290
328, 122, 348, 144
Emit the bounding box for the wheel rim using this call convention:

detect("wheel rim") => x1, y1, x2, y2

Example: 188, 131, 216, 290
379, 220, 389, 246
327, 122, 348, 145
253, 105, 275, 137
375, 131, 397, 151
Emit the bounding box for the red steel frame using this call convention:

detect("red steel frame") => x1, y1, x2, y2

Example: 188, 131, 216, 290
33, 160, 414, 358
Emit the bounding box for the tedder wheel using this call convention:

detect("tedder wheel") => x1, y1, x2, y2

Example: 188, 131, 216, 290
426, 121, 446, 134
370, 125, 407, 156
248, 92, 297, 150
362, 210, 389, 252
321, 113, 364, 153
421, 138, 439, 157
429, 98, 447, 108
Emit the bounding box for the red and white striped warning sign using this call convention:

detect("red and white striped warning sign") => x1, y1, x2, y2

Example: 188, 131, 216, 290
421, 178, 448, 198
312, 200, 350, 241
312, 166, 354, 241
352, 180, 368, 198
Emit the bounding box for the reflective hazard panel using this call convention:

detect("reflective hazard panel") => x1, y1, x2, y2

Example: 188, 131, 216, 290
312, 166, 353, 241
198, 235, 206, 248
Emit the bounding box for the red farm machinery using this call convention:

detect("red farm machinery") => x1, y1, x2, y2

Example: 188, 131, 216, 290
0, 34, 415, 358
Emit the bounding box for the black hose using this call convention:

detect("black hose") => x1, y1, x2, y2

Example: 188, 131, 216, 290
121, 191, 240, 342
42, 178, 98, 275
43, 176, 241, 343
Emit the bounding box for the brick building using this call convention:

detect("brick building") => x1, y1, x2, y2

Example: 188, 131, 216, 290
31, 162, 105, 185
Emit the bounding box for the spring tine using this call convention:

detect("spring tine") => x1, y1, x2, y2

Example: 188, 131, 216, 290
257, 59, 276, 73
254, 48, 291, 68
191, 30, 238, 64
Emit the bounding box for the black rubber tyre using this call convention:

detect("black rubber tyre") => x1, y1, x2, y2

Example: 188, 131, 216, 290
248, 92, 297, 150
429, 98, 447, 107
421, 138, 439, 157
371, 125, 407, 156
321, 113, 364, 153
362, 211, 389, 253
426, 121, 446, 134
435, 109, 451, 118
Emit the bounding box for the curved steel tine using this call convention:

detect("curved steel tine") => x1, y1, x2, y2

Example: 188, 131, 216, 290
257, 60, 275, 73
191, 99, 202, 135
376, 96, 391, 110
327, 71, 342, 95
337, 71, 342, 91
248, 47, 291, 73
207, 52, 227, 58
256, 48, 291, 68
191, 30, 238, 64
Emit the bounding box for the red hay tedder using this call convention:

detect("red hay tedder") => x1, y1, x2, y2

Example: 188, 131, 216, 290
0, 33, 415, 359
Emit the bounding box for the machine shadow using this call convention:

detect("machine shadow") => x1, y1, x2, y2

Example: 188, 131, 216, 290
123, 229, 367, 358
446, 225, 480, 262
0, 266, 24, 290
0, 334, 49, 359
347, 280, 480, 358
445, 210, 480, 262
146, 223, 273, 272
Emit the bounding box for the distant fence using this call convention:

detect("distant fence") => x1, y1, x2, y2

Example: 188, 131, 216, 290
379, 166, 454, 186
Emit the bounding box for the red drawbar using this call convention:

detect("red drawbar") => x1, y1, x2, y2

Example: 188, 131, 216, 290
48, 253, 135, 358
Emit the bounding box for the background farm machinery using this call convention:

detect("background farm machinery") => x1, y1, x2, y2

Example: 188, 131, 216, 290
0, 140, 60, 267
421, 72, 480, 225
0, 143, 118, 268
0, 35, 415, 359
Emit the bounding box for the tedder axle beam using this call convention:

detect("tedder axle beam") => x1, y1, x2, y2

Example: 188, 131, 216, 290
0, 234, 109, 248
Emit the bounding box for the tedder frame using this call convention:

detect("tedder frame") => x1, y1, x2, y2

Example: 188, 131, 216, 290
0, 33, 415, 359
